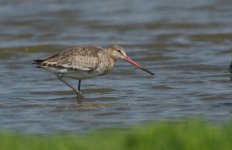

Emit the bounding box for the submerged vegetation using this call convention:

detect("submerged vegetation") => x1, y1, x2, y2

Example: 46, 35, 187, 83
0, 120, 232, 150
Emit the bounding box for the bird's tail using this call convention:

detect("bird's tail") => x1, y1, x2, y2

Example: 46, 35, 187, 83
33, 59, 44, 65
33, 59, 46, 68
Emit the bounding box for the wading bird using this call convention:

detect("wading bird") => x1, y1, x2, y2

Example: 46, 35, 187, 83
33, 45, 154, 102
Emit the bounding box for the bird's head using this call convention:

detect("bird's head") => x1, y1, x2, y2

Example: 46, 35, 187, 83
108, 45, 154, 75
109, 45, 127, 59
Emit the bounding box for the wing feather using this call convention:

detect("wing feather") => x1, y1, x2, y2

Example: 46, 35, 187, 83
38, 45, 103, 71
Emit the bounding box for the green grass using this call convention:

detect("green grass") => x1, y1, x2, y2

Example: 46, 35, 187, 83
1, 120, 232, 150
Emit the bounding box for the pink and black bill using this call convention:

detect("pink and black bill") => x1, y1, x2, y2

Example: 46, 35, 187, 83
123, 56, 154, 75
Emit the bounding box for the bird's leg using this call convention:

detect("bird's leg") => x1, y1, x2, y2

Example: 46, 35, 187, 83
78, 80, 81, 91
76, 80, 83, 104
57, 75, 84, 102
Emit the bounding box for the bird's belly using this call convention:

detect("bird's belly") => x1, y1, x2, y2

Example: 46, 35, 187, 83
43, 66, 104, 80
63, 70, 102, 80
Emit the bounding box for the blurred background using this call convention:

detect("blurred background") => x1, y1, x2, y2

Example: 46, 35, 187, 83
0, 0, 231, 134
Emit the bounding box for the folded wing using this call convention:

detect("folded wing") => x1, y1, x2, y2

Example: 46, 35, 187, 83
34, 45, 103, 71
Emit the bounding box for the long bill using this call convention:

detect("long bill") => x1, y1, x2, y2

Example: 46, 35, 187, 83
123, 56, 154, 75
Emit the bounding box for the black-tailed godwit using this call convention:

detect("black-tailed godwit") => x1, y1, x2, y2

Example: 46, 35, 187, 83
33, 45, 154, 102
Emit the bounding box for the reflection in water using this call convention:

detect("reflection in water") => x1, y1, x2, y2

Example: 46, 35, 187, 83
55, 103, 114, 110
0, 0, 232, 133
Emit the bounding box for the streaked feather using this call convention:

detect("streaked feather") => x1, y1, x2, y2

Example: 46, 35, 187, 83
36, 45, 103, 71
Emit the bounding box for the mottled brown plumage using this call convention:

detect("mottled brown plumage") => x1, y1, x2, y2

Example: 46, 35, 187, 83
34, 44, 154, 102
36, 45, 103, 72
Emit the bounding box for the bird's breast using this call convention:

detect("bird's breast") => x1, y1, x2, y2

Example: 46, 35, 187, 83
97, 56, 115, 75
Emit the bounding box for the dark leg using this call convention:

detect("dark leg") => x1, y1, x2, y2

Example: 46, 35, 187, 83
57, 75, 84, 101
78, 80, 81, 91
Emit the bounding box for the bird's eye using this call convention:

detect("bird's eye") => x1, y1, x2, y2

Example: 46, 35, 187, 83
117, 50, 121, 52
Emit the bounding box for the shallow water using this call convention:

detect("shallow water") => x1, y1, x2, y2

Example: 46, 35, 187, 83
0, 0, 232, 133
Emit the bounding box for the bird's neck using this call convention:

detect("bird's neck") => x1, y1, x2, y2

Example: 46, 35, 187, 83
107, 56, 116, 70
101, 48, 116, 71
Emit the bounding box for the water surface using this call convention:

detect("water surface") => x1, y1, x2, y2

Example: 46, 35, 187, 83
0, 0, 232, 133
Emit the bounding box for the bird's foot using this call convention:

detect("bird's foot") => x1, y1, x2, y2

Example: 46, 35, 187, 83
76, 91, 84, 104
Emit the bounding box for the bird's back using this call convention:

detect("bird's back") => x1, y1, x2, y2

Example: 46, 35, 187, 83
34, 45, 104, 71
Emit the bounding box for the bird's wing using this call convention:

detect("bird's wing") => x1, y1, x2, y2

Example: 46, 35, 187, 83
39, 45, 103, 71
